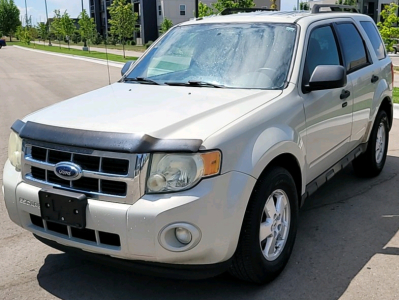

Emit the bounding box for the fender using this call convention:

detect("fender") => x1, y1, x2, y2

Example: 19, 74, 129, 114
362, 78, 392, 143
250, 126, 306, 195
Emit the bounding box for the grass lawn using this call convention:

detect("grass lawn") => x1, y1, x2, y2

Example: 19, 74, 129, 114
393, 87, 399, 104
9, 41, 138, 63
34, 40, 146, 52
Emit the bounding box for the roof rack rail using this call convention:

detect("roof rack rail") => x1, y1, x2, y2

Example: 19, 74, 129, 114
311, 4, 359, 14
221, 8, 276, 15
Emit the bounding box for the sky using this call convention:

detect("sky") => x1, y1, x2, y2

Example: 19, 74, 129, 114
15, 0, 88, 25
15, 0, 299, 26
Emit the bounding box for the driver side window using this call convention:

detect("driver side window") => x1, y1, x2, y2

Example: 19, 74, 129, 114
303, 26, 341, 86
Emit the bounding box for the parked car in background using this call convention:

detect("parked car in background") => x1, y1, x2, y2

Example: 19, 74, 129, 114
0, 39, 6, 49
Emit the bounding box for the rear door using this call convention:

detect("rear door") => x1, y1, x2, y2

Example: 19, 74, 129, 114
300, 22, 354, 182
334, 21, 381, 146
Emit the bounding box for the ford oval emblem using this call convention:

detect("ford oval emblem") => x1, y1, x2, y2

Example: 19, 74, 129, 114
54, 162, 83, 181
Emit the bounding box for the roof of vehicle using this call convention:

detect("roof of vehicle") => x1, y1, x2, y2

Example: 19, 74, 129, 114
180, 10, 372, 26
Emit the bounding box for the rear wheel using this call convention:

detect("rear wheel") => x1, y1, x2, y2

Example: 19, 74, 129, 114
352, 110, 389, 177
229, 167, 298, 284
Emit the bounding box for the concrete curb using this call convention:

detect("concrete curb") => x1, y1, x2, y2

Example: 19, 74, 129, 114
13, 46, 124, 68
394, 103, 399, 120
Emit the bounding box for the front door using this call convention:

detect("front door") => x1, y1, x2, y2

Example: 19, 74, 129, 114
301, 24, 354, 182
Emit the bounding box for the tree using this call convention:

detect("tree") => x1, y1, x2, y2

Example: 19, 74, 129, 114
51, 9, 63, 48
36, 22, 48, 45
198, 1, 215, 17
16, 26, 31, 44
377, 3, 399, 52
108, 0, 138, 58
78, 9, 97, 51
299, 2, 309, 10
160, 18, 173, 34
212, 0, 255, 14
60, 11, 75, 49
0, 0, 21, 41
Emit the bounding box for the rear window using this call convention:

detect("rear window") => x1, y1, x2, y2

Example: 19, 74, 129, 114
360, 21, 386, 60
335, 23, 369, 72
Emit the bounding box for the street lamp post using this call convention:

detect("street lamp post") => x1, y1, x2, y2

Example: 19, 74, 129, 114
24, 0, 28, 26
82, 0, 88, 50
44, 0, 52, 46
195, 0, 198, 18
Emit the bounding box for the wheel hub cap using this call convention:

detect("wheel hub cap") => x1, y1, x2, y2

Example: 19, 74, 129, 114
259, 189, 291, 261
375, 122, 386, 164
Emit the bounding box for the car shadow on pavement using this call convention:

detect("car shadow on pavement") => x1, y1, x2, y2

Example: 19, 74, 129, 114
37, 155, 399, 300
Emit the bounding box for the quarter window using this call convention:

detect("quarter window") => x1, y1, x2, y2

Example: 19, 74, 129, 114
180, 4, 186, 15
335, 23, 369, 72
303, 26, 341, 85
360, 21, 386, 60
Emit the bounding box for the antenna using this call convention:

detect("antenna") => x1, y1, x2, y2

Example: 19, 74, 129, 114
104, 38, 111, 86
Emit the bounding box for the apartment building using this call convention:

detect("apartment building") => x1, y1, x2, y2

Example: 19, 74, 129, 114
156, 0, 281, 31
90, 0, 282, 45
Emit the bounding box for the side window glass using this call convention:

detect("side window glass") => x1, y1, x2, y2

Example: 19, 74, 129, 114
360, 21, 386, 60
336, 23, 368, 72
303, 26, 340, 85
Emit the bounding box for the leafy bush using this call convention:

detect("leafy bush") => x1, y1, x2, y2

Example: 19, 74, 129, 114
71, 31, 81, 44
145, 40, 153, 49
126, 40, 136, 46
92, 32, 103, 45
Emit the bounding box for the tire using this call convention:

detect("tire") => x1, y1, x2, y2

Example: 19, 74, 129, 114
394, 47, 398, 54
229, 167, 299, 284
352, 110, 389, 177
0, 45, 2, 49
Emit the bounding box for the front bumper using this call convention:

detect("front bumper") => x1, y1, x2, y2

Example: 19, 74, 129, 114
3, 160, 255, 266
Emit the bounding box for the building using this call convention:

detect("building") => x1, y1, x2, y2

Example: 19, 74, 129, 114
90, 0, 282, 45
89, 0, 111, 37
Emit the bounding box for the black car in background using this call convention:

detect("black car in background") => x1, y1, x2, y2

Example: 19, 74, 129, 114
0, 39, 6, 49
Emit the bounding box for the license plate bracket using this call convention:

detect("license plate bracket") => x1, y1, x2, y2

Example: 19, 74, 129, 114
39, 189, 87, 229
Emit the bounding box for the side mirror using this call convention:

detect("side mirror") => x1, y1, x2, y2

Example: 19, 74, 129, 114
121, 61, 134, 76
306, 65, 347, 92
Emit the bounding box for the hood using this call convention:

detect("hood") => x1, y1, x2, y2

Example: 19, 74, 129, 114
23, 83, 282, 140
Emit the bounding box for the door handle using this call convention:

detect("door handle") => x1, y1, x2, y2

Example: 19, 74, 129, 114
340, 89, 350, 100
371, 75, 379, 83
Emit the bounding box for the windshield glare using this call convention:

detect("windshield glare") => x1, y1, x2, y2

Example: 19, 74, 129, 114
126, 23, 297, 89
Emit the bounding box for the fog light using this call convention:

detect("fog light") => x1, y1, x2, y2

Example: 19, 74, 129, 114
175, 227, 192, 244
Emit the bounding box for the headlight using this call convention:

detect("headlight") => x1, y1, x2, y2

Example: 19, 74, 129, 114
8, 131, 22, 171
146, 151, 221, 193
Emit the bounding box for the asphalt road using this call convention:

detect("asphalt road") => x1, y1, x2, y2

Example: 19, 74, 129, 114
1, 47, 399, 300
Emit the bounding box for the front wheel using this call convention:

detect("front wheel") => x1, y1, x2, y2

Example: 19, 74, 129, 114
352, 110, 389, 177
229, 167, 299, 284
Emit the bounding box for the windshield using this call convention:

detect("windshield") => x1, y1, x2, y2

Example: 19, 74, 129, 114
125, 23, 297, 89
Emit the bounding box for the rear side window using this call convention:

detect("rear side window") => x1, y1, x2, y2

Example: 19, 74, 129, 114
335, 23, 369, 72
360, 21, 386, 60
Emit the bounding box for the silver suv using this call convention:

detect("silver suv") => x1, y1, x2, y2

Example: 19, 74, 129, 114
3, 6, 393, 284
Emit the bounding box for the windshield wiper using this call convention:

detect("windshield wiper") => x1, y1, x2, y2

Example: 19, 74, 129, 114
164, 80, 225, 88
124, 77, 160, 85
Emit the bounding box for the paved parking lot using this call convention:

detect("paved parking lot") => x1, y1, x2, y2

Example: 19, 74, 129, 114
1, 47, 399, 300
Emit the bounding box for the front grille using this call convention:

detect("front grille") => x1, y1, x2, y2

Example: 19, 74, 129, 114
30, 214, 121, 247
22, 141, 149, 204
25, 145, 131, 197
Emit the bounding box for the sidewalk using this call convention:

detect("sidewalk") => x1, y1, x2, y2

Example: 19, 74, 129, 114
31, 41, 145, 58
